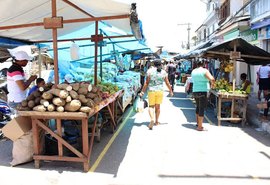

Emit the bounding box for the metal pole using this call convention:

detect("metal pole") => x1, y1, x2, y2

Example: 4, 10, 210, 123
187, 23, 191, 49
177, 23, 191, 49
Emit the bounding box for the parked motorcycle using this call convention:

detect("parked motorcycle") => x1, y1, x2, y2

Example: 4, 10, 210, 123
0, 84, 13, 126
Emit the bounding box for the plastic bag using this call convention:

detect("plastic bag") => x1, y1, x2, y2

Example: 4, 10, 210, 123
133, 97, 145, 113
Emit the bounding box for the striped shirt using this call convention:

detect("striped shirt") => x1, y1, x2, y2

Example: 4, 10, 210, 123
7, 63, 26, 103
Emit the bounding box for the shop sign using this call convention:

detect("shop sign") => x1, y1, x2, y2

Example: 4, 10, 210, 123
251, 18, 270, 30
230, 51, 241, 59
224, 29, 239, 41
240, 29, 258, 42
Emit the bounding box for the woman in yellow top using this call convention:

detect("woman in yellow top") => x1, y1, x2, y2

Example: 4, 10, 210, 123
240, 73, 251, 94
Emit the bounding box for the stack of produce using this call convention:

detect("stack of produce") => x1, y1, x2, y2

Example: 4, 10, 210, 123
220, 61, 234, 73
96, 82, 119, 98
214, 78, 246, 94
17, 82, 107, 113
213, 78, 232, 92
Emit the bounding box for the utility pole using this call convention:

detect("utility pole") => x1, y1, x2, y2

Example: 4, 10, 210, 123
178, 23, 191, 49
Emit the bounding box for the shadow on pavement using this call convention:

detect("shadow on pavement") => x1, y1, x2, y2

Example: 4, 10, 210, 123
158, 174, 270, 180
181, 123, 197, 131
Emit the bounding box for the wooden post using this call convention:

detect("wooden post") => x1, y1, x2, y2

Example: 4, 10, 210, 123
231, 41, 237, 120
94, 21, 98, 85
99, 30, 103, 81
38, 47, 42, 77
232, 41, 237, 92
52, 0, 59, 84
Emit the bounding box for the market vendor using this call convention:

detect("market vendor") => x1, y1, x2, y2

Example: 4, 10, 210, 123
7, 51, 37, 109
240, 73, 251, 94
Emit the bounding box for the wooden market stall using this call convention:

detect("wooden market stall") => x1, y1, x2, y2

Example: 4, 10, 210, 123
199, 37, 270, 126
18, 90, 123, 171
0, 0, 143, 171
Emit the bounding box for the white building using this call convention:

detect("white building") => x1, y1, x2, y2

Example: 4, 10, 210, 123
194, 0, 270, 93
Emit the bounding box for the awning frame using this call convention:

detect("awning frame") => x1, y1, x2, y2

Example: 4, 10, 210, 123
0, 0, 132, 85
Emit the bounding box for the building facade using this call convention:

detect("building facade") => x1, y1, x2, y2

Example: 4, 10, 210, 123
194, 0, 270, 93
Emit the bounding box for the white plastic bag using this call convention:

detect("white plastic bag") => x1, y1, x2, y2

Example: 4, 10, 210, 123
133, 97, 145, 113
70, 42, 80, 60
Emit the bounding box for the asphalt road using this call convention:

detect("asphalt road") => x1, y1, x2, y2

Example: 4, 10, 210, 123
1, 84, 270, 185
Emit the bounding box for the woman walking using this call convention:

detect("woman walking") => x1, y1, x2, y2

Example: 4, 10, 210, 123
139, 59, 173, 130
191, 60, 215, 131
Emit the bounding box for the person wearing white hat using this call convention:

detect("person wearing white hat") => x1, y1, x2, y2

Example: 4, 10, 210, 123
7, 51, 37, 109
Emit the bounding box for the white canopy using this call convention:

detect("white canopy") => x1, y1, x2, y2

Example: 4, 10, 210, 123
0, 0, 132, 42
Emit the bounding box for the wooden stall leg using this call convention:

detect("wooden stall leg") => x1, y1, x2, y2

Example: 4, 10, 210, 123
242, 99, 247, 127
218, 96, 222, 126
88, 114, 98, 165
106, 105, 116, 132
32, 118, 40, 168
231, 98, 235, 119
81, 117, 89, 172
56, 118, 63, 156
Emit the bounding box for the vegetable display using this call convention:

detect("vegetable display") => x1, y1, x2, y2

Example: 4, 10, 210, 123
17, 82, 115, 112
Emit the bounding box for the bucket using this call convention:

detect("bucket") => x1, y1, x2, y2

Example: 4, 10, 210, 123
181, 75, 187, 83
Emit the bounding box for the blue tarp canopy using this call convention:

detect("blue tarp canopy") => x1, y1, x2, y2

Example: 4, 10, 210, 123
44, 22, 151, 63
0, 37, 31, 48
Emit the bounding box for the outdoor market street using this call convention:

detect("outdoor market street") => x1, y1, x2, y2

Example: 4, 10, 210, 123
1, 84, 270, 185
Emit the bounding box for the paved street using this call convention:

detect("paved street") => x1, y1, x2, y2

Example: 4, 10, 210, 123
1, 84, 270, 185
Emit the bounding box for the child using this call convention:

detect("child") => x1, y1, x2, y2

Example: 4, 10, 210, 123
27, 78, 45, 96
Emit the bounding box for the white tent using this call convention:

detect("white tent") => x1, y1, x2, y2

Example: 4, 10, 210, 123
0, 0, 141, 84
0, 0, 133, 42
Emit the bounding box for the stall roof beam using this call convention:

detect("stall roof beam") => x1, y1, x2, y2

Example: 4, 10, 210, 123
205, 51, 270, 61
0, 14, 130, 31
71, 47, 151, 62
50, 39, 139, 51
35, 34, 134, 43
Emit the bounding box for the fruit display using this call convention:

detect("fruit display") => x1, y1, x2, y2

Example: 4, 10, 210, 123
220, 61, 234, 73
213, 78, 246, 94
213, 78, 232, 92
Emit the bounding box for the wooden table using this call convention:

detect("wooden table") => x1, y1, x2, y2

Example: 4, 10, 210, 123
210, 90, 248, 127
18, 90, 123, 172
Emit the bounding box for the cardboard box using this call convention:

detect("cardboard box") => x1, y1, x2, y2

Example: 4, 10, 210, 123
2, 116, 32, 141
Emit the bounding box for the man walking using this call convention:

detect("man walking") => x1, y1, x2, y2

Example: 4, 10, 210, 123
167, 60, 176, 91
